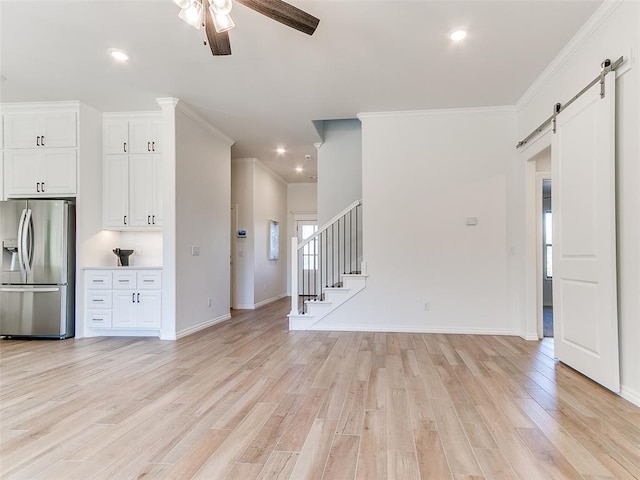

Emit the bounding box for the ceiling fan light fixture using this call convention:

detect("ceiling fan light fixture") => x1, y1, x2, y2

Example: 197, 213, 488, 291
210, 0, 233, 16
179, 1, 203, 29
210, 8, 235, 33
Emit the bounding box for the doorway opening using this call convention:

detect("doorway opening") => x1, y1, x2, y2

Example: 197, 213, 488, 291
542, 179, 553, 337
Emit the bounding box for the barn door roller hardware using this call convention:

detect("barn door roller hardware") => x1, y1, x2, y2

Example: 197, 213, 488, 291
516, 56, 624, 149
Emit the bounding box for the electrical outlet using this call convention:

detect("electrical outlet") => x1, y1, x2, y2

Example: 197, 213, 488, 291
424, 302, 430, 311
191, 246, 200, 256
207, 297, 212, 307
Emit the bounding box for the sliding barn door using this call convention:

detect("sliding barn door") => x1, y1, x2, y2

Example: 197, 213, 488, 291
551, 73, 619, 392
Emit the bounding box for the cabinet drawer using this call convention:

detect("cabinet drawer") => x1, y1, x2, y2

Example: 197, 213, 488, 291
86, 271, 112, 289
113, 271, 137, 289
137, 271, 162, 289
86, 310, 112, 328
87, 292, 112, 309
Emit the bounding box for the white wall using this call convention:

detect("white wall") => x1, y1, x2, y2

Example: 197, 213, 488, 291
516, 0, 640, 405
76, 102, 118, 338
231, 159, 255, 308
174, 104, 233, 337
231, 158, 288, 308
317, 119, 362, 226
252, 161, 287, 306
286, 183, 318, 295
318, 108, 517, 334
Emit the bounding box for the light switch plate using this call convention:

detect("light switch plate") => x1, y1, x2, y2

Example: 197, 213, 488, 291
466, 217, 478, 226
191, 246, 200, 256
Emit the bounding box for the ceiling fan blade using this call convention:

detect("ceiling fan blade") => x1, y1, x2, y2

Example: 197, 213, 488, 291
235, 0, 319, 36
204, 0, 232, 55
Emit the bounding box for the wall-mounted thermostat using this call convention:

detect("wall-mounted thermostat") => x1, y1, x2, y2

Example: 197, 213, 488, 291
237, 229, 247, 238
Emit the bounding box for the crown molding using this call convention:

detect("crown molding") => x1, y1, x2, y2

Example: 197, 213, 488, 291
0, 100, 80, 111
515, 0, 625, 112
171, 100, 235, 147
156, 97, 179, 108
233, 158, 287, 185
357, 105, 515, 120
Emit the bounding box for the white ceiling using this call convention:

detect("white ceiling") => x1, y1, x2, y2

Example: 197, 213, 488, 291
0, 0, 601, 183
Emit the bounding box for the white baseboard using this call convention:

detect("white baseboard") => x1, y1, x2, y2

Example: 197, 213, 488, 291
521, 333, 540, 341
234, 294, 286, 310
176, 313, 231, 339
620, 385, 640, 408
235, 304, 255, 310
254, 294, 287, 309
308, 323, 519, 336
85, 329, 159, 338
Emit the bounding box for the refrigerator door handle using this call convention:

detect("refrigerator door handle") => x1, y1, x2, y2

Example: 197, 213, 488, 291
17, 208, 27, 274
0, 287, 60, 293
23, 209, 34, 275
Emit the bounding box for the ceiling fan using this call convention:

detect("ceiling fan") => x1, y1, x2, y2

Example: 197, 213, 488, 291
173, 0, 320, 56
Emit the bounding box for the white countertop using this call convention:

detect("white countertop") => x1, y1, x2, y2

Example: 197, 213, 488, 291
82, 266, 163, 270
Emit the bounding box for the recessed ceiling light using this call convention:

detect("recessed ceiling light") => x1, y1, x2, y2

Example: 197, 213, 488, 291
450, 30, 467, 42
108, 48, 129, 62
295, 167, 303, 173
276, 147, 286, 154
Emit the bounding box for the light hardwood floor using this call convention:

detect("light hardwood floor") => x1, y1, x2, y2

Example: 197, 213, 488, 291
1, 298, 639, 479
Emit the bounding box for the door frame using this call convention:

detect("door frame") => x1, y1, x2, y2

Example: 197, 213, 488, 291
536, 171, 551, 339
230, 204, 238, 309
522, 130, 553, 341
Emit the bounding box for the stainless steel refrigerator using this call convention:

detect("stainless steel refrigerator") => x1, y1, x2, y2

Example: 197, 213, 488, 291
0, 200, 75, 338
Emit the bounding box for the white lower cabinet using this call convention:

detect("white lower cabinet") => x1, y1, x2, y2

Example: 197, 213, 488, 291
112, 290, 161, 329
85, 269, 162, 334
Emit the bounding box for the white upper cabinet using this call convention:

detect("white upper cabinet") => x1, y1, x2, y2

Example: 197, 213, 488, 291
129, 118, 162, 154
102, 112, 163, 230
4, 111, 76, 149
103, 155, 130, 228
4, 149, 76, 196
104, 114, 162, 155
103, 119, 129, 154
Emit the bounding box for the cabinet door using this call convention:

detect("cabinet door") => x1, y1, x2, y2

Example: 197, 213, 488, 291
129, 118, 160, 154
150, 118, 163, 153
103, 155, 130, 228
0, 152, 4, 201
4, 150, 39, 195
103, 119, 129, 154
4, 113, 39, 148
41, 149, 76, 195
41, 111, 77, 148
112, 291, 137, 328
151, 154, 163, 226
138, 291, 161, 328
129, 155, 154, 227
4, 111, 76, 148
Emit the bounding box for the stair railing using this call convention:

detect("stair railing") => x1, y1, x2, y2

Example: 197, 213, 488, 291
290, 200, 363, 315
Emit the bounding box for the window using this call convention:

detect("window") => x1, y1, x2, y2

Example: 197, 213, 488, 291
300, 224, 318, 270
544, 211, 552, 278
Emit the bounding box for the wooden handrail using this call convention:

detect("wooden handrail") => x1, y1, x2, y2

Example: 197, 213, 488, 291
297, 199, 362, 251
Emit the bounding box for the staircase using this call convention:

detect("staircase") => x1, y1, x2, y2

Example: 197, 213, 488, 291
288, 200, 367, 330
